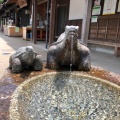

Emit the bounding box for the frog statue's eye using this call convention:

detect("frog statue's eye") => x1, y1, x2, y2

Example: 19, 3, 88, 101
65, 25, 69, 31
75, 26, 79, 31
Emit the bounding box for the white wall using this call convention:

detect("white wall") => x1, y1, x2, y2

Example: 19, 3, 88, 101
69, 0, 85, 20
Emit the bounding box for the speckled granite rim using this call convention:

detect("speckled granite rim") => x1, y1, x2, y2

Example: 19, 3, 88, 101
9, 72, 120, 120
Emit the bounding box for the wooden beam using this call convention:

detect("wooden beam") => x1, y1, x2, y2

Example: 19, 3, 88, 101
49, 0, 56, 46
17, 0, 27, 8
116, 19, 119, 40
38, 0, 47, 5
88, 40, 120, 57
34, 0, 37, 44
5, 0, 17, 4
105, 19, 108, 41
45, 0, 50, 48
31, 0, 34, 41
81, 0, 92, 45
88, 40, 120, 47
32, 0, 37, 44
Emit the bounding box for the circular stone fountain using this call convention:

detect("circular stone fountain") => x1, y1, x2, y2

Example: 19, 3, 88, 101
10, 72, 120, 120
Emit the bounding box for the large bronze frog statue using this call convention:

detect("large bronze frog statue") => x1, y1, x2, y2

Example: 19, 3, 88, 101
47, 25, 91, 71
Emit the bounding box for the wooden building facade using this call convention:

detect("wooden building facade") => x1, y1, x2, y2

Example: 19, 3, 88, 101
48, 0, 120, 56
89, 0, 120, 56
0, 0, 30, 30
49, 0, 85, 45
0, 0, 120, 56
55, 0, 82, 39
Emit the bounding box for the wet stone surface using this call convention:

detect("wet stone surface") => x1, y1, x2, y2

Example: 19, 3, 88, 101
10, 72, 120, 120
0, 80, 17, 120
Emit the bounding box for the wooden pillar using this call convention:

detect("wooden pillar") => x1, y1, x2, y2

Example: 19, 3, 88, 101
45, 0, 50, 48
13, 10, 15, 24
32, 0, 37, 44
49, 0, 56, 46
15, 7, 17, 26
1, 18, 3, 31
81, 0, 92, 45
32, 0, 34, 41
0, 18, 1, 31
114, 47, 120, 57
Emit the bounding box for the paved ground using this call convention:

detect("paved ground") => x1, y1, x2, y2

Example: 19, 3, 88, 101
90, 49, 120, 74
0, 32, 120, 78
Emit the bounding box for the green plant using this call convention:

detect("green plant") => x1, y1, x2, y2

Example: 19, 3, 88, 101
0, 0, 3, 3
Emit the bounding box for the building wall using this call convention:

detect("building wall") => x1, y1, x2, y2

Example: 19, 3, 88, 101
16, 0, 30, 27
55, 0, 85, 39
69, 0, 85, 20
37, 2, 47, 21
17, 8, 30, 27
89, 0, 120, 44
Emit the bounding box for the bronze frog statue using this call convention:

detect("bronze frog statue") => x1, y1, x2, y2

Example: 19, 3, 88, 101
9, 46, 43, 73
47, 25, 91, 71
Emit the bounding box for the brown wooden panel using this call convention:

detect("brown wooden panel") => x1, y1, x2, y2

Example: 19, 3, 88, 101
89, 33, 97, 38
76, 20, 82, 38
90, 23, 97, 27
117, 35, 120, 39
97, 34, 105, 39
76, 20, 82, 24
116, 36, 120, 43
107, 29, 117, 34
108, 19, 118, 27
89, 22, 97, 39
118, 30, 120, 34
71, 20, 77, 26
107, 34, 116, 40
98, 19, 107, 26
57, 0, 70, 6
76, 20, 82, 27
90, 29, 97, 34
116, 39, 120, 43
98, 30, 106, 40
65, 20, 71, 25
98, 14, 120, 19
98, 29, 106, 34
88, 0, 120, 46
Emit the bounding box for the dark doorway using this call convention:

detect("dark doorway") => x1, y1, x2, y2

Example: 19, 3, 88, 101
55, 5, 68, 40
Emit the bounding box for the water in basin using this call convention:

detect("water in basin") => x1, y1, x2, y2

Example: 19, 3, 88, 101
10, 72, 120, 120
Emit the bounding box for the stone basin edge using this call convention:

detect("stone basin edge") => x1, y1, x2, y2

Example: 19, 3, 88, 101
9, 71, 120, 120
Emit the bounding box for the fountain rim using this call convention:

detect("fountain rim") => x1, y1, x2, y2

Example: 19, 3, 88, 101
9, 71, 120, 119
10, 71, 120, 98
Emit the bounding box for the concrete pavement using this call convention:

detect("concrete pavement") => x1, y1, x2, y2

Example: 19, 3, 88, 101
90, 49, 120, 74
0, 32, 120, 78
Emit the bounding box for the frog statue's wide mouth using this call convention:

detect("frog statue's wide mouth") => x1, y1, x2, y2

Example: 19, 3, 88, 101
25, 49, 36, 55
69, 31, 78, 36
10, 72, 120, 120
26, 51, 34, 54
65, 31, 78, 43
